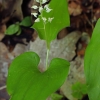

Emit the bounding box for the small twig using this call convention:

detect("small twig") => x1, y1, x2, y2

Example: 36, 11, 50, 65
0, 85, 6, 90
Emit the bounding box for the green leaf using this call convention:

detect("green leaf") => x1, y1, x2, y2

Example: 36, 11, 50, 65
16, 27, 22, 35
7, 52, 70, 100
84, 18, 100, 100
5, 24, 20, 35
71, 82, 87, 99
51, 93, 63, 100
32, 0, 70, 48
20, 16, 32, 27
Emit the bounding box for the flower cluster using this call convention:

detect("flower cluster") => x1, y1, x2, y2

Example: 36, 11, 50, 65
31, 0, 54, 23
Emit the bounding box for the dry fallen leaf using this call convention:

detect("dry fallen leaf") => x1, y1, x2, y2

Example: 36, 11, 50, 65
57, 28, 68, 39
68, 1, 82, 16
11, 43, 27, 57
0, 42, 8, 55
0, 0, 23, 24
0, 24, 6, 41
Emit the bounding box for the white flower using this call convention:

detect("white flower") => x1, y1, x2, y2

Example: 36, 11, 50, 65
44, 4, 52, 13
31, 13, 38, 17
44, 4, 49, 9
35, 0, 48, 4
42, 17, 47, 23
42, 0, 48, 4
48, 17, 54, 23
36, 0, 48, 4
31, 5, 38, 9
35, 18, 40, 22
39, 6, 43, 13
46, 8, 52, 13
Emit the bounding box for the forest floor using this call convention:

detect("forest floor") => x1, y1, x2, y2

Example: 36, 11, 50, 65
0, 0, 100, 100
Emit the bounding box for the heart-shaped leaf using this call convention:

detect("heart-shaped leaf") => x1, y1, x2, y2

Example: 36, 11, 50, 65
84, 18, 100, 100
7, 52, 70, 100
32, 0, 70, 47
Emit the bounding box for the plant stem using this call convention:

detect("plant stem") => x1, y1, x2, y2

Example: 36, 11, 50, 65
46, 48, 49, 70
39, 0, 50, 70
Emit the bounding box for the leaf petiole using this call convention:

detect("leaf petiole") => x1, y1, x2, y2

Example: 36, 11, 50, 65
46, 48, 49, 70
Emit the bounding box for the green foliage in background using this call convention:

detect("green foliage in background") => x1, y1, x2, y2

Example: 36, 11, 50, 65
71, 82, 87, 99
5, 16, 32, 35
84, 18, 100, 100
